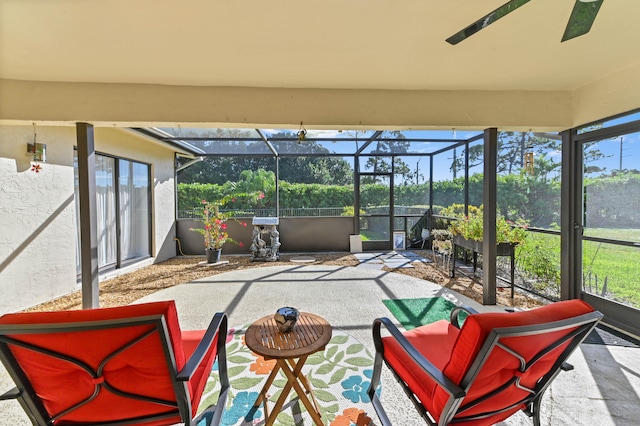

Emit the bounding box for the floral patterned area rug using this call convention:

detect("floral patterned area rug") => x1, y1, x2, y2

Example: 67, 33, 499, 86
196, 325, 380, 426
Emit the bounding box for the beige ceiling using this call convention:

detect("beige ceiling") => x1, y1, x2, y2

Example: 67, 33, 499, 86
1, 0, 639, 131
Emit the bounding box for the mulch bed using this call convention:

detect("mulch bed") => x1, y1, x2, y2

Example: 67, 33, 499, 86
24, 251, 544, 312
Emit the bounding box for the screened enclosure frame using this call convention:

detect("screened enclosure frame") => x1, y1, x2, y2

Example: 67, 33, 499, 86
123, 116, 640, 337
561, 108, 640, 337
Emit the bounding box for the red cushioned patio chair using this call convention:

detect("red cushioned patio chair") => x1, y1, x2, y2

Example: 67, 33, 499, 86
0, 301, 229, 426
367, 299, 603, 426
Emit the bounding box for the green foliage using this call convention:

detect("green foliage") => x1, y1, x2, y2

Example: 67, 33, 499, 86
233, 169, 276, 195
444, 205, 529, 243
431, 229, 453, 255
439, 204, 481, 218
583, 234, 640, 307
584, 172, 640, 228
189, 191, 263, 249
516, 234, 561, 294
341, 206, 365, 216
176, 130, 354, 186
179, 183, 228, 210
432, 172, 561, 228
394, 184, 430, 206
279, 182, 354, 209
179, 180, 432, 212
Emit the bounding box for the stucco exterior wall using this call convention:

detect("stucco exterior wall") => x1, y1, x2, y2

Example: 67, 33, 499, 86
0, 125, 177, 314
0, 126, 77, 315
0, 79, 574, 132
573, 61, 640, 128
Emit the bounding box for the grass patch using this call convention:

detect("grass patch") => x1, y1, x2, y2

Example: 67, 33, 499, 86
360, 230, 387, 241
584, 228, 640, 242
583, 240, 640, 307
520, 230, 640, 308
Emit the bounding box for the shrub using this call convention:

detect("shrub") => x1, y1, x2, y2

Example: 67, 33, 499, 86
445, 205, 529, 243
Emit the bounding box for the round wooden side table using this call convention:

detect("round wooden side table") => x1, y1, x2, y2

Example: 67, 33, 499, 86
244, 312, 332, 426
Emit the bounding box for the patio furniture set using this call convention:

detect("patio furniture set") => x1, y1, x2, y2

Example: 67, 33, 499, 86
0, 298, 601, 425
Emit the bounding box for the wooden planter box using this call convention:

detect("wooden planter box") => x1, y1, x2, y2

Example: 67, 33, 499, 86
452, 235, 516, 257
451, 235, 518, 298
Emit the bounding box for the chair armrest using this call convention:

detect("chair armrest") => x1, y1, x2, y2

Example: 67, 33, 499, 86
177, 312, 227, 382
373, 317, 465, 399
450, 306, 478, 329
0, 387, 20, 401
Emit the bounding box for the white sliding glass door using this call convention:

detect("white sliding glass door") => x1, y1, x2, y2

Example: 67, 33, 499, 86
118, 159, 150, 261
75, 153, 151, 274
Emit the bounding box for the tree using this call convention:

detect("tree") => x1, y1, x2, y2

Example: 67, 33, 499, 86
177, 129, 354, 185
363, 131, 412, 183
269, 131, 354, 184
231, 169, 276, 194
176, 128, 269, 184
583, 142, 611, 176
454, 132, 610, 180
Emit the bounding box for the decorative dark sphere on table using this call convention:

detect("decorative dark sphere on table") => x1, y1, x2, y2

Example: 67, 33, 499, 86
274, 307, 299, 332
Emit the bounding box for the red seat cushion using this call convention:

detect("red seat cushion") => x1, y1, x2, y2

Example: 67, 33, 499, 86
182, 329, 220, 415
382, 319, 460, 418
0, 301, 215, 425
383, 300, 595, 426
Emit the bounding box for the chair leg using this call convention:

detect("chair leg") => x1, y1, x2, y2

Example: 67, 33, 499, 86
525, 394, 543, 426
368, 324, 394, 426
367, 351, 383, 404
367, 352, 393, 426
370, 392, 393, 426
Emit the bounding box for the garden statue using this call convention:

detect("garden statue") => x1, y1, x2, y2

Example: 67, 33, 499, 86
250, 217, 280, 262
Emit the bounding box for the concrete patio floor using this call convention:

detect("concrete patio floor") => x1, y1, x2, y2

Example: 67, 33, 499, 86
2, 261, 639, 425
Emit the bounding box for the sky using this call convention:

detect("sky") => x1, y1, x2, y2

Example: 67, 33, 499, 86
263, 128, 640, 182
164, 118, 640, 183
262, 128, 482, 183
588, 134, 639, 176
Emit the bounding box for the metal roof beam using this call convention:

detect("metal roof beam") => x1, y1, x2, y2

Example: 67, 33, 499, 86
255, 129, 279, 156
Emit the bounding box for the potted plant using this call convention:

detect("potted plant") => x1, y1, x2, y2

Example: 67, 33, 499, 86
446, 205, 528, 255
190, 192, 264, 263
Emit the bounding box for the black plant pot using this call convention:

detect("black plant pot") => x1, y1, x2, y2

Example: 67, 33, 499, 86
206, 248, 221, 264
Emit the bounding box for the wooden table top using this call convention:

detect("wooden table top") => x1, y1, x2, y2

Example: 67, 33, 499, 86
245, 312, 332, 359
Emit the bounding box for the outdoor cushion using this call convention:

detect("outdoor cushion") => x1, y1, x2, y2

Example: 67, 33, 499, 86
382, 319, 460, 417
378, 299, 599, 425
0, 301, 219, 425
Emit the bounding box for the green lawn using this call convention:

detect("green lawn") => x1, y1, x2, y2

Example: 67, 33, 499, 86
523, 230, 640, 308
363, 227, 639, 308
359, 231, 387, 241
583, 238, 640, 308
584, 228, 640, 242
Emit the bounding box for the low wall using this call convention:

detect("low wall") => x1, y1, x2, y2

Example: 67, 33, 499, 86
176, 216, 355, 255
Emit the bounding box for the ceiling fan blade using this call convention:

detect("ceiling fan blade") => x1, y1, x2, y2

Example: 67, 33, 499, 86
446, 0, 532, 45
561, 0, 604, 42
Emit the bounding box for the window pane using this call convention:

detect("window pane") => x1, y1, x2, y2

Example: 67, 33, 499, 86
577, 111, 640, 134
432, 148, 463, 213
583, 240, 640, 309
74, 154, 119, 271
496, 132, 562, 229
279, 156, 354, 217
394, 155, 429, 239
359, 158, 390, 241
119, 159, 150, 261
514, 232, 561, 300
583, 134, 640, 242
467, 139, 484, 208
582, 130, 640, 309
97, 156, 117, 267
